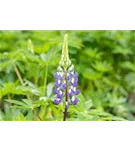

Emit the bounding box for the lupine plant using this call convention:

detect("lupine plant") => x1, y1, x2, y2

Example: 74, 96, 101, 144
0, 31, 135, 121
53, 34, 80, 121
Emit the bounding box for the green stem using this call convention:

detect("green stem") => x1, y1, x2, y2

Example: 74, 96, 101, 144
43, 62, 48, 96
13, 64, 23, 85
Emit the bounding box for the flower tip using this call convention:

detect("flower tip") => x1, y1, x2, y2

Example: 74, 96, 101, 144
64, 33, 68, 39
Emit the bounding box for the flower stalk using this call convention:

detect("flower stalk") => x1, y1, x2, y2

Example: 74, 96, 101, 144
63, 73, 68, 121
53, 34, 80, 121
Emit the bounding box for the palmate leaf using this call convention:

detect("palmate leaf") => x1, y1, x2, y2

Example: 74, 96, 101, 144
0, 83, 25, 99
112, 46, 133, 56
83, 68, 102, 80
92, 61, 112, 72
84, 48, 102, 59
120, 61, 135, 71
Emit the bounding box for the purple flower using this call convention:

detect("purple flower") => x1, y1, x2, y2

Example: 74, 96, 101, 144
54, 73, 59, 79
55, 79, 62, 88
54, 72, 64, 80
62, 80, 67, 90
69, 72, 74, 78
74, 72, 78, 77
53, 34, 81, 121
54, 98, 61, 105
70, 86, 80, 95
57, 90, 63, 98
74, 89, 80, 95
53, 66, 80, 106
68, 89, 74, 97
66, 73, 71, 80
54, 88, 59, 94
71, 97, 78, 105
71, 74, 78, 87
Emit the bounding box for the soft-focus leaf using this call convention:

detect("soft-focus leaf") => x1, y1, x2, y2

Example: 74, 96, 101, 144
5, 99, 29, 107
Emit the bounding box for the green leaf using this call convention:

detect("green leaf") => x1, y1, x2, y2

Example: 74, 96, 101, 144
111, 116, 127, 121
13, 113, 26, 121
26, 110, 33, 121
88, 109, 112, 117
32, 103, 42, 109
40, 53, 48, 62
11, 105, 31, 109
32, 99, 48, 109
47, 83, 54, 97
75, 93, 86, 111
83, 68, 102, 80
77, 92, 86, 102
38, 106, 46, 121
113, 47, 132, 55
92, 61, 112, 72
5, 99, 28, 107
22, 99, 33, 107
85, 100, 93, 111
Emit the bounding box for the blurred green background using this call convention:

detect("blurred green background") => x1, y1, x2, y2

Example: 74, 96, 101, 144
0, 30, 135, 121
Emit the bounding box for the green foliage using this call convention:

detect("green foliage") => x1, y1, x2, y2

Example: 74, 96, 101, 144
0, 30, 135, 121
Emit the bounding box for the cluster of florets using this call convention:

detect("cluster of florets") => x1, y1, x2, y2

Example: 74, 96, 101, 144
53, 65, 80, 106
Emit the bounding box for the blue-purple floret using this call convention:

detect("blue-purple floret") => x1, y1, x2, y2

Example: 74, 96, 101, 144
74, 89, 80, 95
55, 80, 62, 88
54, 98, 61, 105
57, 90, 63, 98
71, 74, 78, 86
68, 89, 73, 97
62, 83, 67, 89
54, 88, 59, 94
71, 97, 78, 105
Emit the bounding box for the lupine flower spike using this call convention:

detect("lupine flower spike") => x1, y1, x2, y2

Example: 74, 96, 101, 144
53, 34, 80, 121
